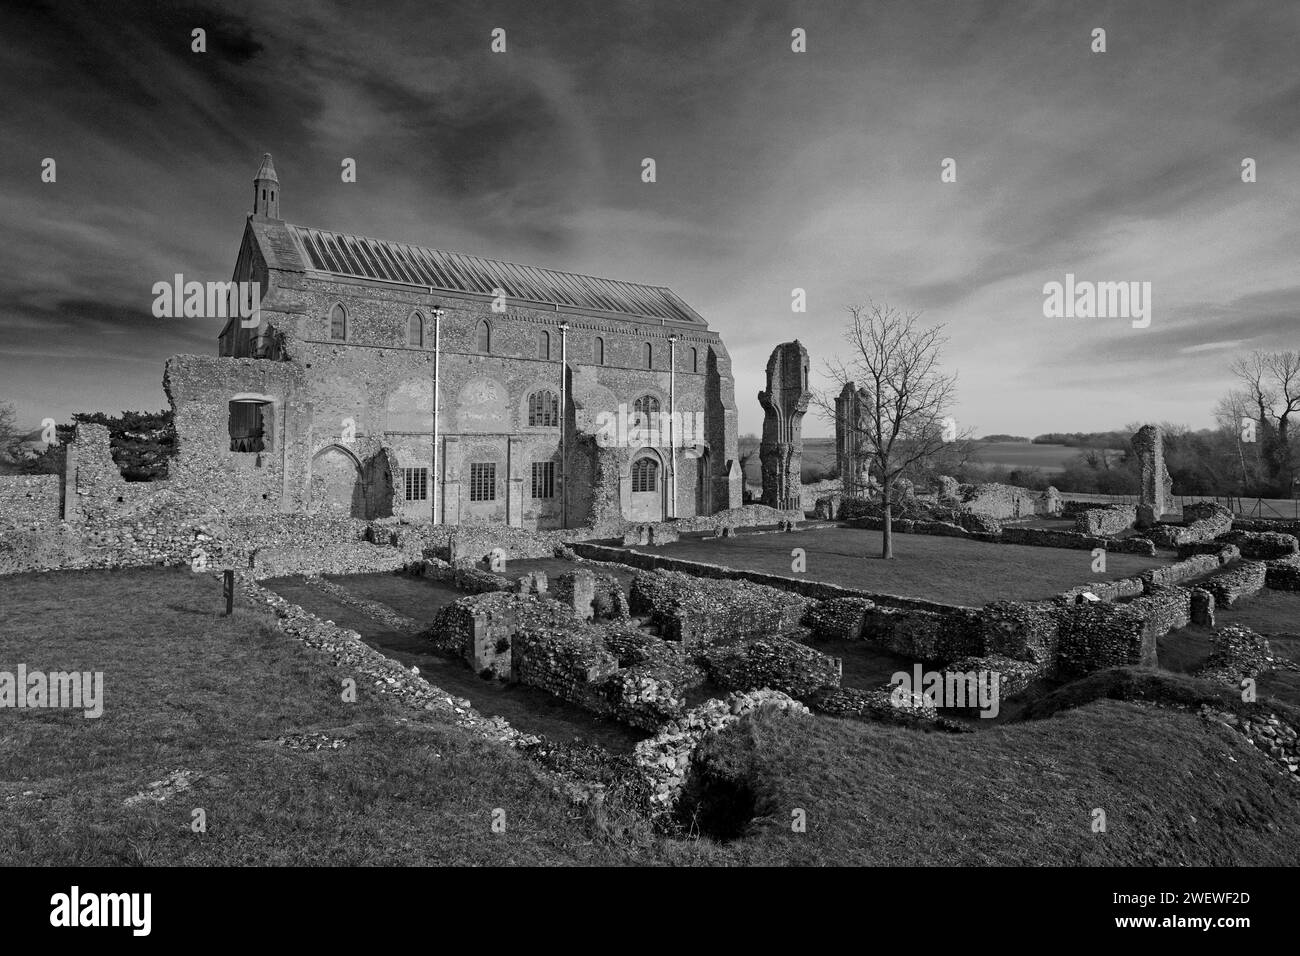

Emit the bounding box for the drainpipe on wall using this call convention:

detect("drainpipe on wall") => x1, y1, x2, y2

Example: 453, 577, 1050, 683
668, 333, 677, 519
431, 307, 444, 525
559, 321, 569, 528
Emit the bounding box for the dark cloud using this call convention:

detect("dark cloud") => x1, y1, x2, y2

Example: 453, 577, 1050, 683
0, 0, 1295, 436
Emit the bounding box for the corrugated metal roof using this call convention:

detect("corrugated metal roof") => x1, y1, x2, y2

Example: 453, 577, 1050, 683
287, 224, 701, 324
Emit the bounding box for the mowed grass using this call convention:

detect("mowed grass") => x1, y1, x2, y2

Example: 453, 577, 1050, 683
0, 567, 661, 866
1159, 589, 1300, 709
632, 526, 1172, 605
263, 574, 648, 752
2, 567, 1297, 866
685, 696, 1300, 865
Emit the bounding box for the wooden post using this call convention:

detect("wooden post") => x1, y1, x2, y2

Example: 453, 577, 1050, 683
223, 569, 234, 616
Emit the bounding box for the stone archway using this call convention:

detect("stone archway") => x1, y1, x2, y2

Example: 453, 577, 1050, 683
310, 445, 365, 517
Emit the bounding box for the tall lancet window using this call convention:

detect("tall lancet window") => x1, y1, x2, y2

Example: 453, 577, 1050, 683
329, 303, 347, 340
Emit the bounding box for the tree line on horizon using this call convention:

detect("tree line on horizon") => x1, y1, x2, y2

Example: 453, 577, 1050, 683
0, 404, 174, 481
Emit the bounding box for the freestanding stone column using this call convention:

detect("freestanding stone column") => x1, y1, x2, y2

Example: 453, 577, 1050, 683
835, 382, 873, 498
1132, 424, 1172, 527
758, 341, 810, 511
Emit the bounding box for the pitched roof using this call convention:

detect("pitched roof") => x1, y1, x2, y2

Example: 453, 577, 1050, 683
284, 224, 704, 325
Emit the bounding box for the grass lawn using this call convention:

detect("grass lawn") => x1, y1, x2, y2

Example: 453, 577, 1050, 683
1158, 589, 1300, 709
628, 526, 1172, 606
263, 574, 646, 752
680, 697, 1300, 863
3, 567, 1297, 865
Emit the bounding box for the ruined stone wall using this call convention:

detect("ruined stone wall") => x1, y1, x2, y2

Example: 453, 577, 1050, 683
1148, 504, 1233, 547
981, 600, 1061, 669
628, 569, 811, 647
1233, 517, 1300, 536
1075, 505, 1136, 536
1265, 554, 1300, 590
700, 636, 841, 698
801, 595, 984, 665
800, 478, 842, 512
1201, 561, 1268, 607
859, 604, 985, 661
635, 690, 810, 815
1218, 530, 1300, 560
0, 474, 61, 528
960, 482, 1058, 519
1052, 589, 1179, 679
0, 509, 411, 578
1141, 553, 1221, 588
425, 590, 694, 730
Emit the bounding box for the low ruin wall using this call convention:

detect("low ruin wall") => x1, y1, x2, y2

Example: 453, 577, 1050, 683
1074, 505, 1136, 537
1265, 554, 1300, 591
1232, 517, 1300, 537
699, 636, 842, 698
1149, 505, 1234, 548
1217, 530, 1300, 560
1201, 561, 1268, 608
628, 569, 812, 647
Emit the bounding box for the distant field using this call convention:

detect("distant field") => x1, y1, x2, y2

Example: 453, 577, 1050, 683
738, 437, 1094, 482
969, 441, 1090, 474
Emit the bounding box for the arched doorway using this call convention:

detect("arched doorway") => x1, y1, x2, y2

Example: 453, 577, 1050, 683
696, 447, 712, 515
628, 450, 664, 522
310, 445, 365, 516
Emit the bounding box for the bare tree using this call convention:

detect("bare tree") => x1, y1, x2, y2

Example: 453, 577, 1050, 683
1214, 389, 1264, 495
1229, 350, 1300, 494
818, 302, 960, 559
0, 401, 22, 472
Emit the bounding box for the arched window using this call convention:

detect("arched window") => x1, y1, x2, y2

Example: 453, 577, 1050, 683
631, 456, 659, 493
527, 390, 559, 427
633, 394, 661, 418
594, 336, 604, 365
538, 329, 550, 360
645, 342, 653, 369
329, 303, 347, 340
691, 347, 698, 373
409, 311, 424, 347
475, 320, 491, 353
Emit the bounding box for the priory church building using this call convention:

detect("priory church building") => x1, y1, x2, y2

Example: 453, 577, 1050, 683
159, 155, 742, 530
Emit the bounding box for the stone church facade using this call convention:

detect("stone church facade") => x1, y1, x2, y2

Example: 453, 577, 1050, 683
163, 155, 742, 530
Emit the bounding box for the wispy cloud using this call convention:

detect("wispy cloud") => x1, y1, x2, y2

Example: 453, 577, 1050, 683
0, 0, 1297, 437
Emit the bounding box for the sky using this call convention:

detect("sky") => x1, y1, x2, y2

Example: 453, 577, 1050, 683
1, 0, 1297, 439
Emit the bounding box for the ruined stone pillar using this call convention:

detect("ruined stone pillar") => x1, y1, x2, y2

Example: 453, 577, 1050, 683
758, 341, 810, 511
835, 382, 872, 498
1132, 424, 1172, 527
